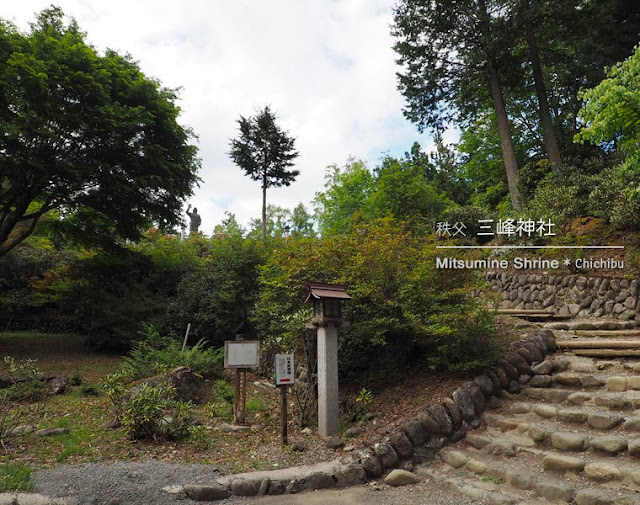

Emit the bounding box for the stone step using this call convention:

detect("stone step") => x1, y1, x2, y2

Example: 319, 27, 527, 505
546, 320, 638, 331
559, 340, 640, 349
572, 330, 640, 337
523, 386, 640, 405
435, 446, 640, 503
494, 309, 556, 315
573, 349, 640, 358
488, 406, 640, 435
418, 462, 557, 505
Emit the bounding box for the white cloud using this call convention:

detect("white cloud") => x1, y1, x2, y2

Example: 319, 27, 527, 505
7, 0, 440, 233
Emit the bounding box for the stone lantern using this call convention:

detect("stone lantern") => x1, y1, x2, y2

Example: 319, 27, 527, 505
305, 282, 351, 437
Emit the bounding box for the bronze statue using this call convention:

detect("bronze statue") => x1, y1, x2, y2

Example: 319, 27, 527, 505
186, 205, 201, 233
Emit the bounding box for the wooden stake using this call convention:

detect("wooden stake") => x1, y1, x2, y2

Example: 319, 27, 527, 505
181, 323, 192, 351
280, 385, 288, 446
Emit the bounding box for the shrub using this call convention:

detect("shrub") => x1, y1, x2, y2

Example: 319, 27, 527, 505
121, 324, 223, 380
0, 358, 46, 451
589, 165, 640, 230
103, 371, 194, 441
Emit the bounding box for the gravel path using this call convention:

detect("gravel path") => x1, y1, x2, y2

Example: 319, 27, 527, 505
33, 461, 476, 505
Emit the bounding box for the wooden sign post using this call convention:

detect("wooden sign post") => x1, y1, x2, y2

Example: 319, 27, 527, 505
275, 353, 295, 446
224, 340, 260, 425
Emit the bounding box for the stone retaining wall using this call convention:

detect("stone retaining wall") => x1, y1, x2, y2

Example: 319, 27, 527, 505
181, 329, 558, 500
485, 272, 640, 321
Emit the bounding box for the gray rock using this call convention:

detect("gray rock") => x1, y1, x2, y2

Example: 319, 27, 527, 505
305, 472, 336, 490
374, 442, 398, 469
488, 493, 518, 505
230, 479, 258, 496
359, 450, 383, 478
543, 454, 585, 472
441, 398, 462, 429
384, 469, 420, 487
620, 309, 636, 320
267, 480, 284, 495
584, 462, 622, 481
554, 372, 582, 386
344, 427, 361, 438
581, 375, 605, 388
532, 360, 553, 375
47, 376, 67, 395
529, 425, 553, 442
496, 359, 519, 381
524, 387, 572, 403
575, 488, 614, 505
334, 464, 366, 487
290, 440, 307, 452
473, 375, 494, 397
466, 433, 492, 449
452, 388, 475, 421
427, 404, 452, 435
326, 436, 345, 449
508, 471, 535, 490
258, 479, 270, 495
509, 402, 531, 414
505, 352, 532, 376
551, 432, 589, 451
487, 440, 517, 457
441, 450, 469, 469
285, 478, 306, 494
507, 380, 522, 394
34, 427, 70, 437
623, 416, 640, 431
533, 404, 557, 418
558, 409, 588, 424
535, 481, 575, 502
590, 436, 628, 455
389, 431, 414, 458
595, 395, 631, 410
567, 392, 592, 406
588, 412, 624, 430
491, 366, 510, 388
629, 438, 640, 457
467, 384, 487, 414
184, 484, 231, 501
413, 413, 438, 439
528, 375, 552, 388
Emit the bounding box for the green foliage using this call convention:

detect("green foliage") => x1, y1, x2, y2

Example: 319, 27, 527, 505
103, 370, 194, 441
355, 387, 373, 407
167, 236, 263, 344
79, 384, 101, 397
0, 463, 32, 491
256, 219, 497, 373
576, 44, 640, 200
0, 357, 46, 402
228, 106, 299, 242
589, 165, 640, 229
314, 159, 375, 236
246, 397, 266, 413
187, 424, 212, 450
0, 358, 45, 450
121, 325, 223, 380
0, 7, 200, 256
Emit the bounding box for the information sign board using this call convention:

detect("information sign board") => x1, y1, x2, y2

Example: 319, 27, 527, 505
224, 341, 260, 369
275, 354, 295, 386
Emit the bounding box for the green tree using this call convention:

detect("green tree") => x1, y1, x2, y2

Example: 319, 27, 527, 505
576, 44, 640, 200
0, 8, 200, 256
228, 106, 299, 243
290, 203, 315, 237
313, 159, 375, 236
392, 0, 524, 210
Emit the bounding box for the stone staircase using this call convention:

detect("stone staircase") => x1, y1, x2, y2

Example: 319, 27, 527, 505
421, 328, 640, 505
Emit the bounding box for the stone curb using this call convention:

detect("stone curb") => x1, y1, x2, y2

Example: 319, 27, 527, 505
175, 329, 558, 501
0, 493, 76, 505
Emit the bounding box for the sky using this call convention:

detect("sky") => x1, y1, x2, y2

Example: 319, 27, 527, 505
6, 0, 449, 233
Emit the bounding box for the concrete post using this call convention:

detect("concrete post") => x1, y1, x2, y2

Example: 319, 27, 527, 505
317, 322, 339, 437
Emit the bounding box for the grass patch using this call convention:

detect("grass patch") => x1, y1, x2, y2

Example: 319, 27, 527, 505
246, 397, 267, 412
0, 463, 32, 491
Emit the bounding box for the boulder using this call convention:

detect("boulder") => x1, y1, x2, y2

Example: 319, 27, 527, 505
384, 469, 420, 487
427, 404, 453, 435
374, 443, 399, 469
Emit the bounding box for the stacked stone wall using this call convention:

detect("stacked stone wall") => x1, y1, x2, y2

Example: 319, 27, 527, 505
485, 272, 640, 321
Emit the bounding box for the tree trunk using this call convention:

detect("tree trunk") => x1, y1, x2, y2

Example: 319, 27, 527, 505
525, 21, 562, 168
487, 57, 523, 211
261, 174, 267, 243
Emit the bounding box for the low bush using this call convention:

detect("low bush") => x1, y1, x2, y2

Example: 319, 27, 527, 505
120, 324, 223, 380
103, 370, 194, 441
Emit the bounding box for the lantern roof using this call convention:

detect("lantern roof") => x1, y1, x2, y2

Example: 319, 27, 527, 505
304, 281, 351, 302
